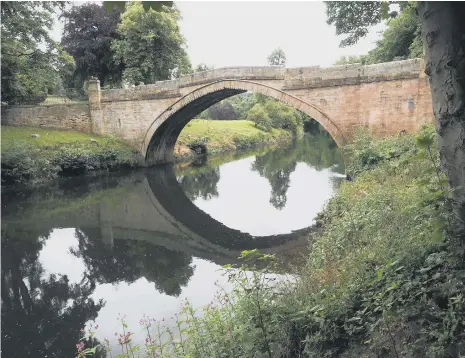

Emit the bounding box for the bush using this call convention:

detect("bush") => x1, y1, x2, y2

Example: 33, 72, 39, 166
247, 104, 273, 132
1, 141, 58, 184
264, 100, 303, 134
247, 104, 272, 132
233, 134, 260, 149
344, 127, 417, 178
1, 135, 140, 185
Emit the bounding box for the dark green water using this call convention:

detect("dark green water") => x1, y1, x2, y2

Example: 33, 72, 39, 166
1, 133, 344, 357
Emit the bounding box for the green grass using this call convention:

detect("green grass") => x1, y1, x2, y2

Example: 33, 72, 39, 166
1, 126, 141, 185
1, 126, 126, 150
175, 119, 293, 159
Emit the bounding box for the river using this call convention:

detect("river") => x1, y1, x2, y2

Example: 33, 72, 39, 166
1, 132, 344, 357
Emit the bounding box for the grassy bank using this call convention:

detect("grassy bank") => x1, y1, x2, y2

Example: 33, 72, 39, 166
1, 126, 142, 186
78, 126, 465, 357
174, 119, 294, 160
2, 120, 294, 186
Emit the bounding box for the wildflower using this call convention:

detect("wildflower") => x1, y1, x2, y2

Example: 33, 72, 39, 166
76, 342, 85, 352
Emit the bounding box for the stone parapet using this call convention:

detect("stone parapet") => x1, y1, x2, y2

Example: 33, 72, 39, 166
98, 59, 423, 102
283, 58, 422, 89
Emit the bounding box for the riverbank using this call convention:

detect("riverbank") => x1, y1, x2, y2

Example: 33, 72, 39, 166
88, 126, 464, 357
1, 126, 142, 186
174, 119, 293, 161
1, 121, 295, 186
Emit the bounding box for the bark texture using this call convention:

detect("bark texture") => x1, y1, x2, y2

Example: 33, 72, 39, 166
418, 2, 465, 234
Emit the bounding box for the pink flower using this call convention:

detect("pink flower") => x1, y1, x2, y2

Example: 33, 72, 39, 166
76, 342, 85, 352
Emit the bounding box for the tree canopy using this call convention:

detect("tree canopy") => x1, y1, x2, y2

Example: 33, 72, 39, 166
332, 2, 422, 66
267, 48, 287, 66
61, 3, 124, 89
1, 1, 74, 105
111, 2, 191, 85
326, 1, 465, 235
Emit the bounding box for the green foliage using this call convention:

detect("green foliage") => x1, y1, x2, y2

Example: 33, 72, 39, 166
61, 3, 124, 89
365, 3, 422, 64
264, 100, 303, 134
1, 126, 141, 185
267, 48, 287, 66
194, 63, 214, 72
103, 1, 173, 13
247, 104, 273, 132
176, 119, 292, 160
334, 55, 367, 65
1, 141, 59, 184
325, 2, 386, 47
344, 127, 417, 177
245, 98, 304, 135
327, 2, 423, 64
1, 1, 74, 105
206, 100, 237, 120
111, 2, 191, 85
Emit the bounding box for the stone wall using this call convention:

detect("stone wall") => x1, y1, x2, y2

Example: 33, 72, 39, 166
1, 104, 92, 132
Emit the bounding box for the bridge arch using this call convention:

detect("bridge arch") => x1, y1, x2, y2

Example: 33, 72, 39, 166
142, 80, 346, 164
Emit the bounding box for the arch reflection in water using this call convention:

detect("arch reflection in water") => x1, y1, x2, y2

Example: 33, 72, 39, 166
1, 132, 343, 356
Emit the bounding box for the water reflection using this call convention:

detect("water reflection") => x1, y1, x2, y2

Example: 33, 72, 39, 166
1, 132, 344, 356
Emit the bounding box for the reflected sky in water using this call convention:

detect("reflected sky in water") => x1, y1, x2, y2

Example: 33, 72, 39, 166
1, 132, 344, 357
193, 159, 336, 236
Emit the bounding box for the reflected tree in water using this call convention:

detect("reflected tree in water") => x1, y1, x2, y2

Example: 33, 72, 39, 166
71, 228, 195, 297
251, 143, 299, 210
1, 228, 104, 358
251, 132, 344, 210
177, 167, 220, 201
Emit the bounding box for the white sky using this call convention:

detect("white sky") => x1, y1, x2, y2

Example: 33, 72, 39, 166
52, 1, 386, 68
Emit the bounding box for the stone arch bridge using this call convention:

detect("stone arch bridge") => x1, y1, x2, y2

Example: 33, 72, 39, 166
86, 58, 432, 164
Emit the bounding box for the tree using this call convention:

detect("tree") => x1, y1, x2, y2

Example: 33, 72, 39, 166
326, 1, 465, 233
61, 3, 124, 89
365, 3, 422, 64
72, 228, 195, 297
111, 2, 191, 85
207, 100, 237, 120
1, 1, 74, 105
247, 103, 272, 132
267, 48, 287, 66
194, 63, 214, 72
1, 228, 104, 357
178, 167, 220, 201
251, 144, 298, 210
334, 55, 367, 65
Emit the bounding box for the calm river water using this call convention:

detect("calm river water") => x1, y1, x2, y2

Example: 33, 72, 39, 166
1, 133, 344, 357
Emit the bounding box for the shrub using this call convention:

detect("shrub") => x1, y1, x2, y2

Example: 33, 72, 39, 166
264, 100, 303, 134
1, 141, 58, 184
247, 104, 273, 132
344, 126, 417, 178
233, 134, 260, 149
1, 135, 140, 185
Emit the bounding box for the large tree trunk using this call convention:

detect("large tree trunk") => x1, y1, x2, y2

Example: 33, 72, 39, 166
417, 2, 465, 236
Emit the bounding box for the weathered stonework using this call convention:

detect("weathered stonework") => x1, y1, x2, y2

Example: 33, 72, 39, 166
1, 104, 91, 132
1, 58, 434, 164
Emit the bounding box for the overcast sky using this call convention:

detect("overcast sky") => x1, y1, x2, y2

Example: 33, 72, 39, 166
53, 1, 386, 68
